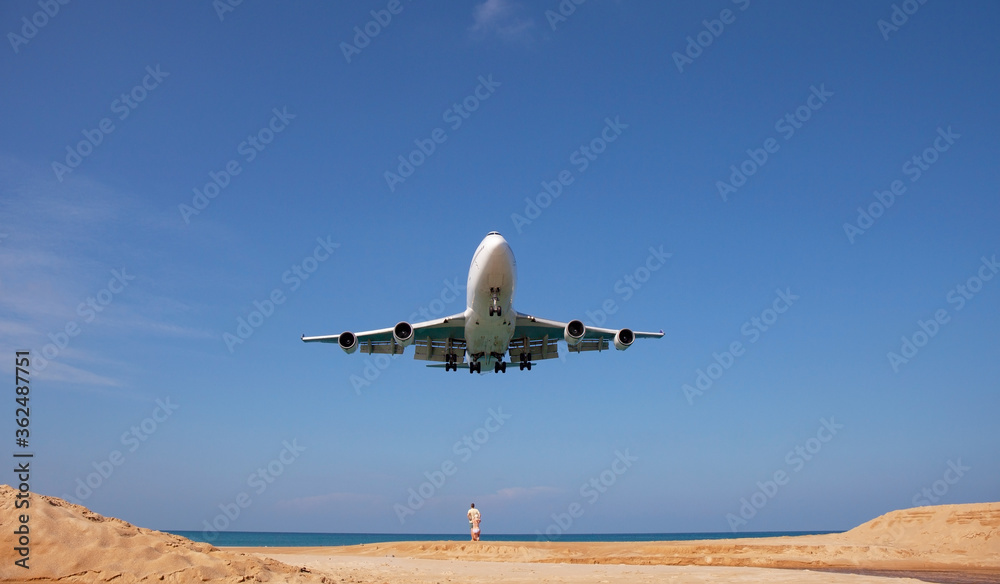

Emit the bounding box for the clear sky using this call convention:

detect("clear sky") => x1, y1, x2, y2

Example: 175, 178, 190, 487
1, 1, 998, 538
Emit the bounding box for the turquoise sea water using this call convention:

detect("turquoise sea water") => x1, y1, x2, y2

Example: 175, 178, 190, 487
168, 530, 838, 548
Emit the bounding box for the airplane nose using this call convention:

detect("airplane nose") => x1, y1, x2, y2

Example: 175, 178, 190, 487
487, 239, 513, 264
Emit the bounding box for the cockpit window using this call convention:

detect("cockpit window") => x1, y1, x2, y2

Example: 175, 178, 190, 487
487, 231, 501, 236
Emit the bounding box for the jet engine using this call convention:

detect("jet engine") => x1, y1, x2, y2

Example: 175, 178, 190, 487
338, 331, 358, 354
393, 321, 414, 347
564, 319, 586, 346
614, 328, 635, 351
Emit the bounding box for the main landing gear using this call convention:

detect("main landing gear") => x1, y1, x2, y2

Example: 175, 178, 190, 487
444, 353, 459, 372
488, 287, 502, 317
518, 352, 532, 371
492, 352, 507, 373
468, 352, 483, 374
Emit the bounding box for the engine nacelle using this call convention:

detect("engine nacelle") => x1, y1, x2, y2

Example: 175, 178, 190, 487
393, 321, 414, 347
338, 331, 358, 354
564, 319, 586, 346
614, 328, 635, 351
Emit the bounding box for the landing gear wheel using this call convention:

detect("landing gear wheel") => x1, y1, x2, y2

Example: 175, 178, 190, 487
494, 361, 507, 373
489, 287, 502, 317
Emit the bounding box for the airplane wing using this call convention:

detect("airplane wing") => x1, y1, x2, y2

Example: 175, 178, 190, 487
301, 311, 468, 362
509, 311, 663, 362
302, 310, 663, 366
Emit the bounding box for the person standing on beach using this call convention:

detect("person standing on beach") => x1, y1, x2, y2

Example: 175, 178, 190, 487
467, 503, 481, 541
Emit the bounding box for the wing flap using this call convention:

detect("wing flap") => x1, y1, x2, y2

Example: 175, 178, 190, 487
507, 335, 560, 361
413, 338, 467, 362
567, 338, 610, 352
355, 338, 408, 355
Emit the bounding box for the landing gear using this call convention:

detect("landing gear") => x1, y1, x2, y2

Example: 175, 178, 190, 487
518, 352, 532, 371
468, 353, 483, 374
445, 353, 458, 372
488, 287, 502, 317
490, 352, 506, 374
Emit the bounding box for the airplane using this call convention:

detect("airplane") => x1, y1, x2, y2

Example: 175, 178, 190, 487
301, 231, 663, 373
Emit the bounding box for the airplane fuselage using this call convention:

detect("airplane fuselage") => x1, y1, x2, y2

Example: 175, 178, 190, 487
464, 232, 516, 367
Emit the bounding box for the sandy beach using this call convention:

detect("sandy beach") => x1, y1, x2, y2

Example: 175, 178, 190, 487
1, 485, 996, 583
236, 503, 1000, 584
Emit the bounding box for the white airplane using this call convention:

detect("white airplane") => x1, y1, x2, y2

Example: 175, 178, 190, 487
302, 232, 663, 373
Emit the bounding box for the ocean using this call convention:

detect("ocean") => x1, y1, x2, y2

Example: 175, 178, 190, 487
168, 530, 838, 548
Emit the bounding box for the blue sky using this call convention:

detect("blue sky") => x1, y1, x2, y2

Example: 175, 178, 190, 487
1, 1, 998, 537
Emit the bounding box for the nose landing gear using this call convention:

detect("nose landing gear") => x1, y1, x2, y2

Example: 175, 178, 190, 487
488, 287, 502, 317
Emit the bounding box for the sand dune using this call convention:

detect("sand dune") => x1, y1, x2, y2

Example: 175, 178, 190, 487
1, 484, 996, 583
0, 485, 330, 583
